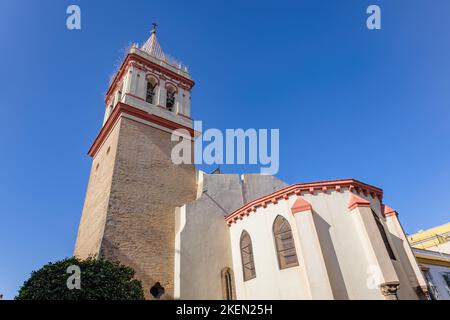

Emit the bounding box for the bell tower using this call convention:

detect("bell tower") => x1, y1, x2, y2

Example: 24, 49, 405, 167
74, 26, 198, 299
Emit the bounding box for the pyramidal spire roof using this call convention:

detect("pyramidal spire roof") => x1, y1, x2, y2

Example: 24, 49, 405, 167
139, 23, 188, 73
141, 24, 166, 61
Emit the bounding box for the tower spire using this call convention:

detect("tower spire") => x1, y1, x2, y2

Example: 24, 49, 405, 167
142, 22, 165, 61
150, 22, 158, 35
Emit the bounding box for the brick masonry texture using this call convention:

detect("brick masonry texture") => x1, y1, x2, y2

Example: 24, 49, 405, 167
74, 119, 121, 260
75, 116, 197, 299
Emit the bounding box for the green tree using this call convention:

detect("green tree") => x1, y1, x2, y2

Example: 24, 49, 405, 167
16, 257, 144, 300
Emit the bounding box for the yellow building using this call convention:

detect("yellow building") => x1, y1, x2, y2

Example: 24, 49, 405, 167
408, 223, 450, 300
408, 222, 450, 253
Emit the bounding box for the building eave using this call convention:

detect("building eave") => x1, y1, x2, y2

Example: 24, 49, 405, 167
225, 179, 383, 225
105, 50, 195, 106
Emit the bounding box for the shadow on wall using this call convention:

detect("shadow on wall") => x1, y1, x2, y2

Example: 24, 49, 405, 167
390, 234, 426, 300
313, 212, 349, 300
178, 184, 237, 299
100, 238, 171, 300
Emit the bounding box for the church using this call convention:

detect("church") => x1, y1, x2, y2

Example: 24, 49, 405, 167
74, 27, 429, 300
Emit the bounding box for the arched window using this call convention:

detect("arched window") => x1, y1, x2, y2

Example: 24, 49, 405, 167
117, 83, 123, 103
372, 210, 396, 260
273, 215, 299, 269
166, 84, 176, 111
240, 231, 256, 281
146, 77, 158, 104
221, 267, 235, 300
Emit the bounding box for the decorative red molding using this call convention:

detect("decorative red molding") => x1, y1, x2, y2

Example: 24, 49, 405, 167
145, 72, 160, 84
106, 52, 195, 105
347, 194, 371, 211
87, 102, 194, 157
177, 112, 192, 120
124, 92, 146, 102
291, 197, 312, 214
165, 81, 179, 93
382, 204, 398, 217
226, 179, 383, 225
124, 94, 190, 118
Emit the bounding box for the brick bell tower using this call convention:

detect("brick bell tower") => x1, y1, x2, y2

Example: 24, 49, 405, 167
74, 25, 197, 299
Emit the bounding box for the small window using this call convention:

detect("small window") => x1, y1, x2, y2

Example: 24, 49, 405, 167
372, 210, 396, 260
423, 270, 439, 300
273, 215, 299, 269
442, 272, 450, 295
166, 85, 176, 111
240, 231, 256, 281
221, 267, 235, 300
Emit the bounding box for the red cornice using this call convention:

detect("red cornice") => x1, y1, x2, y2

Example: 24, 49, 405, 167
383, 204, 398, 217
87, 103, 194, 158
106, 52, 195, 104
347, 194, 371, 211
291, 197, 312, 214
124, 92, 146, 102
225, 179, 383, 225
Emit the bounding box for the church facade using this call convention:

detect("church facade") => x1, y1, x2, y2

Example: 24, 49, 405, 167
74, 28, 429, 300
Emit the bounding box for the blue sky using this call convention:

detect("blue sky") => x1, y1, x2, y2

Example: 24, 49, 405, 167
0, 0, 449, 299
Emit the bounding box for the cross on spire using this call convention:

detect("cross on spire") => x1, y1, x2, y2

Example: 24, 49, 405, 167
150, 22, 158, 35
140, 23, 189, 72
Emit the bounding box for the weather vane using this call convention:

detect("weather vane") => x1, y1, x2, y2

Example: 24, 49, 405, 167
151, 22, 158, 35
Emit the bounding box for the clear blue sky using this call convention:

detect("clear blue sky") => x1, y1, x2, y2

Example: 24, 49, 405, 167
0, 0, 449, 299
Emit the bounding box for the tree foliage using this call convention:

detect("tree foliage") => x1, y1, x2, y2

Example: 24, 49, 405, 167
16, 257, 144, 300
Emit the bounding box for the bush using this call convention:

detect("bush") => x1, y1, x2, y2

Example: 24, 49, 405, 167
16, 257, 144, 300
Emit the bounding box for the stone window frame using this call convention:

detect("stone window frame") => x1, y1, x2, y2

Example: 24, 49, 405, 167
221, 267, 236, 300
240, 230, 256, 281
165, 83, 177, 112
145, 75, 159, 104
273, 215, 299, 270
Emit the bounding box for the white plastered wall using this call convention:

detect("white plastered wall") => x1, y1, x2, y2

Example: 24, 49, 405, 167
229, 188, 423, 300
229, 198, 310, 300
